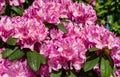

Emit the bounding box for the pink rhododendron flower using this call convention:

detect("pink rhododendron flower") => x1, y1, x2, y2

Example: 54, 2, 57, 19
24, 0, 63, 24
48, 56, 68, 71
80, 25, 120, 49
0, 16, 14, 42
42, 37, 87, 71
49, 27, 64, 40
0, 0, 5, 9
40, 22, 87, 71
24, 0, 96, 25
115, 69, 120, 77
110, 47, 120, 67
66, 2, 96, 25
37, 64, 50, 77
12, 16, 48, 50
90, 0, 96, 6
44, 2, 61, 24
23, 0, 45, 21
0, 6, 3, 12
9, 0, 25, 6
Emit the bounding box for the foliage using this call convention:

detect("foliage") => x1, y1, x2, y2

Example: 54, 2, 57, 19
95, 0, 120, 37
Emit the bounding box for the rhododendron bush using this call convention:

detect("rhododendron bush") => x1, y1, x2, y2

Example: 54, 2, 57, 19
0, 0, 120, 77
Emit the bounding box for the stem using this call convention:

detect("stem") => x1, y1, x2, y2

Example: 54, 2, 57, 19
5, 0, 9, 4
5, 0, 11, 16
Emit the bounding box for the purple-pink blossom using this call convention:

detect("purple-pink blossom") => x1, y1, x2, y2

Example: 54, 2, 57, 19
0, 16, 14, 42
12, 16, 48, 50
23, 0, 96, 25
9, 0, 25, 6
40, 22, 87, 71
80, 25, 120, 49
37, 64, 50, 77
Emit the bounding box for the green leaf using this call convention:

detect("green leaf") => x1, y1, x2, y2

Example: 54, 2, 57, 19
6, 37, 17, 46
8, 49, 25, 60
83, 57, 99, 72
68, 71, 77, 77
39, 54, 47, 64
97, 10, 108, 16
2, 47, 18, 58
50, 71, 62, 77
89, 47, 99, 52
11, 6, 24, 15
2, 48, 14, 58
100, 58, 113, 77
107, 15, 114, 24
27, 51, 41, 72
57, 23, 68, 33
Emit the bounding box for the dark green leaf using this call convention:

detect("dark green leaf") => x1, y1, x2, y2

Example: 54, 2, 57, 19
2, 47, 18, 58
8, 49, 25, 60
83, 57, 99, 72
57, 23, 68, 33
50, 71, 62, 77
100, 58, 113, 77
60, 18, 68, 22
27, 51, 41, 72
89, 47, 99, 52
6, 37, 17, 46
11, 6, 24, 15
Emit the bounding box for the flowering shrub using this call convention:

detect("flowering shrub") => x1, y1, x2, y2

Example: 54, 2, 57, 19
0, 0, 120, 77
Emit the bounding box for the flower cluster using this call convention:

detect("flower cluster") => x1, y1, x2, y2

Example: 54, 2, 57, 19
80, 25, 120, 50
40, 22, 87, 71
23, 0, 96, 25
0, 16, 48, 50
0, 0, 120, 77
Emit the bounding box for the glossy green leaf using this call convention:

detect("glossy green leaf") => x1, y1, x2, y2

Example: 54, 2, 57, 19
27, 51, 41, 72
68, 71, 76, 77
2, 48, 14, 58
39, 54, 47, 64
89, 47, 99, 52
6, 37, 17, 46
8, 49, 25, 60
2, 47, 18, 58
100, 58, 113, 77
57, 23, 68, 33
11, 6, 24, 15
27, 51, 46, 72
83, 57, 99, 72
50, 71, 62, 77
